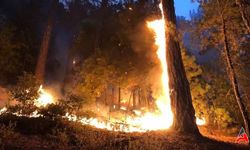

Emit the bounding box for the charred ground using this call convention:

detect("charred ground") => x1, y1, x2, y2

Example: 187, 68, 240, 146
0, 115, 249, 150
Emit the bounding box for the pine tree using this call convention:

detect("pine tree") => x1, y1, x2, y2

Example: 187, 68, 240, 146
197, 0, 250, 136
35, 0, 58, 82
162, 0, 200, 134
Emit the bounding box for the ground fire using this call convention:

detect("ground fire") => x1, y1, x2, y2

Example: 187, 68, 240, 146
34, 85, 55, 107
0, 0, 249, 149
0, 3, 205, 133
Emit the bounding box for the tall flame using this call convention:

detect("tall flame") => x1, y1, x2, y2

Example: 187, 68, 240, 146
0, 3, 207, 132
145, 3, 173, 129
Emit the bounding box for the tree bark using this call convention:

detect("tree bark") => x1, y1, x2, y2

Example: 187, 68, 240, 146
162, 0, 200, 135
118, 87, 121, 109
35, 20, 52, 82
138, 89, 141, 107
104, 88, 107, 105
111, 86, 115, 110
220, 11, 250, 136
35, 0, 57, 82
93, 0, 109, 52
235, 0, 250, 34
132, 89, 136, 109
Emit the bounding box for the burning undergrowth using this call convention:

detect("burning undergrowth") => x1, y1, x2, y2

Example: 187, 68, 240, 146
0, 73, 205, 133
0, 3, 206, 133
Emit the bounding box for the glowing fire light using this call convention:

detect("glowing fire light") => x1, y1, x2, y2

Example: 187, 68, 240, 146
140, 3, 173, 130
196, 117, 206, 126
120, 106, 127, 111
34, 85, 54, 107
0, 3, 205, 133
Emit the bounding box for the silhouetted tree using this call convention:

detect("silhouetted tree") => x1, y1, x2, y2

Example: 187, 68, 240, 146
162, 0, 200, 134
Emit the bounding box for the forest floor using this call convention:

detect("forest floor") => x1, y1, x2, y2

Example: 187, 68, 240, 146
0, 115, 249, 150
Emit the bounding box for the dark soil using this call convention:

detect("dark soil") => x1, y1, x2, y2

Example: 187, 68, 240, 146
0, 115, 249, 150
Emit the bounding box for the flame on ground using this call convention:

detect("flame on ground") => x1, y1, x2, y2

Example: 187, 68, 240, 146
65, 3, 174, 132
0, 3, 174, 132
0, 3, 206, 132
34, 85, 55, 107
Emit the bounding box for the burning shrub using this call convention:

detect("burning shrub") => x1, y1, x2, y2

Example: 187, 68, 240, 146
38, 104, 66, 119
8, 73, 40, 114
76, 110, 98, 119
60, 94, 87, 113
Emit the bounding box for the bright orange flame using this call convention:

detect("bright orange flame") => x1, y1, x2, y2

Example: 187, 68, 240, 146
196, 117, 206, 126
136, 3, 173, 130
2, 3, 210, 132
34, 85, 55, 107
39, 3, 174, 132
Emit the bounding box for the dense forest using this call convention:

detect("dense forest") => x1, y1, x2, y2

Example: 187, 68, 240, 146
0, 0, 249, 149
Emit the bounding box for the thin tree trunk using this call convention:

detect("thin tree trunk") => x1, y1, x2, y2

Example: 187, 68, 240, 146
162, 0, 200, 135
118, 87, 121, 109
93, 0, 109, 52
104, 88, 107, 105
133, 89, 136, 109
35, 19, 52, 82
220, 12, 250, 136
138, 89, 141, 107
111, 86, 115, 110
35, 0, 57, 82
235, 0, 250, 34
147, 89, 151, 109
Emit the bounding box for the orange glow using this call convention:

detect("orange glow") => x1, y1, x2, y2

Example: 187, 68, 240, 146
64, 3, 174, 132
132, 3, 174, 130
0, 3, 174, 132
196, 117, 206, 126
0, 3, 207, 132
34, 85, 55, 107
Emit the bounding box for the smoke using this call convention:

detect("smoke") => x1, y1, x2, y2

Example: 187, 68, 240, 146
128, 21, 163, 98
129, 21, 157, 61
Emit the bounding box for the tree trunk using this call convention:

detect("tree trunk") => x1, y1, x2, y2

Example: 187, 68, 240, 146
162, 0, 200, 135
220, 12, 250, 136
35, 20, 52, 82
132, 89, 136, 109
104, 88, 107, 105
118, 87, 121, 109
35, 1, 57, 82
93, 0, 109, 52
235, 0, 250, 34
138, 89, 141, 107
111, 86, 115, 110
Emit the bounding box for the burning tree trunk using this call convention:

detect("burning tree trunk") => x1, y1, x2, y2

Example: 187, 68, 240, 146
219, 4, 250, 136
162, 0, 200, 134
35, 1, 57, 82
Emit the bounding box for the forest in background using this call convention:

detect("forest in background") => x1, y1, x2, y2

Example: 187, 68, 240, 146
0, 0, 249, 149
